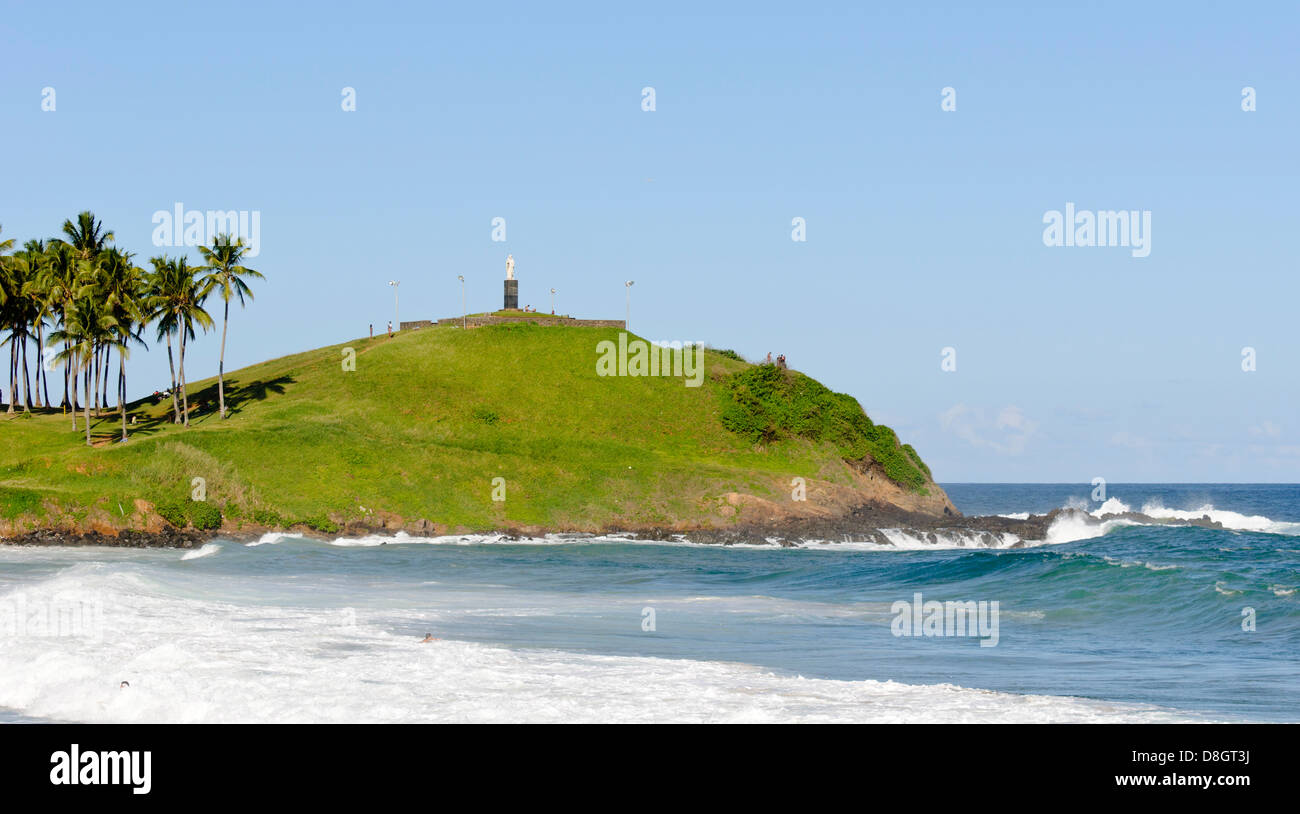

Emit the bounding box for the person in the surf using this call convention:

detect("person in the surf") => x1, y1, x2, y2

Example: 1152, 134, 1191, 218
420, 634, 438, 643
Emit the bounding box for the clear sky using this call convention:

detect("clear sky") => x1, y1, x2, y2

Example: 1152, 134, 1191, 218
3, 1, 1296, 482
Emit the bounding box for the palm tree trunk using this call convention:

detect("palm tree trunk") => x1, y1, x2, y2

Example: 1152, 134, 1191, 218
119, 352, 128, 442
218, 298, 229, 418
62, 337, 70, 410
167, 331, 180, 423
20, 333, 31, 412
6, 339, 15, 414
83, 361, 92, 445
93, 344, 102, 415
29, 333, 39, 409
31, 331, 43, 409
39, 325, 50, 408
179, 327, 190, 428
102, 345, 111, 408
69, 347, 78, 430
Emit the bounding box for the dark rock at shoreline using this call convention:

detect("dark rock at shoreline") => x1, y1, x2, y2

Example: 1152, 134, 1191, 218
0, 504, 1228, 551
651, 502, 1059, 548
2, 526, 213, 549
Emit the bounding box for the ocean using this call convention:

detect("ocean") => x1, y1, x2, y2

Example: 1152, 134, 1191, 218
1, 483, 1297, 723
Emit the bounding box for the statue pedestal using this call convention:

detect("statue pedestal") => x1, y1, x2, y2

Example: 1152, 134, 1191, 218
503, 279, 518, 310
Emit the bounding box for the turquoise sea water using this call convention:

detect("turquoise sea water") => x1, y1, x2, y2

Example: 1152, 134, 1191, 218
1, 484, 1296, 723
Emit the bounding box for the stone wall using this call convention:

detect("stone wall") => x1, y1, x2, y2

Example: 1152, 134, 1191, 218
428, 316, 626, 329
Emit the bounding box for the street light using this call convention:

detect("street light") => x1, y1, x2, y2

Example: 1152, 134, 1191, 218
458, 275, 466, 329
624, 280, 634, 329
550, 287, 556, 315
388, 280, 400, 331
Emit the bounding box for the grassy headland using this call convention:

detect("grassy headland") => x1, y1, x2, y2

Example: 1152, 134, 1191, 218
0, 323, 954, 539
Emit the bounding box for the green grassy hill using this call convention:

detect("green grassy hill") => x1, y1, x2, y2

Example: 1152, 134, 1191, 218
0, 324, 954, 537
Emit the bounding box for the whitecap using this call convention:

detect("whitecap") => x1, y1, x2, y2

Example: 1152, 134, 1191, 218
180, 543, 220, 561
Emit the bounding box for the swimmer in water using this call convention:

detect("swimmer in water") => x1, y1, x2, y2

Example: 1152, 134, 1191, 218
120, 681, 130, 689
420, 634, 438, 643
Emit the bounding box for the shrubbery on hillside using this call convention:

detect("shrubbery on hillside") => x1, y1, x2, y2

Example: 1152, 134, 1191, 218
155, 498, 223, 530
718, 364, 930, 491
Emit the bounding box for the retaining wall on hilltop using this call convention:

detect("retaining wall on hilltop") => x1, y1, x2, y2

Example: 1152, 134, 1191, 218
400, 316, 625, 330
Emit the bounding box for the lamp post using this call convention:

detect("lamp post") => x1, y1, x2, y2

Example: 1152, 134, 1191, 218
550, 287, 556, 315
458, 275, 466, 329
624, 280, 634, 329
388, 280, 400, 331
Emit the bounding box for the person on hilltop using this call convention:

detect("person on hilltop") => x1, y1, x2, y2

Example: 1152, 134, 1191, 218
765, 352, 773, 365
387, 321, 393, 337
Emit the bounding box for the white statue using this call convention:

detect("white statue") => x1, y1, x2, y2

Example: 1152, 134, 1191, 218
505, 254, 515, 281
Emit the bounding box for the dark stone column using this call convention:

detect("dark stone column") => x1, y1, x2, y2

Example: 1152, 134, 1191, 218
504, 279, 518, 310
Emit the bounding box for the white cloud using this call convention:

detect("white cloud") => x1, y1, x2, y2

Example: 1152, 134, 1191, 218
939, 403, 1038, 455
1248, 421, 1282, 439
1108, 431, 1153, 451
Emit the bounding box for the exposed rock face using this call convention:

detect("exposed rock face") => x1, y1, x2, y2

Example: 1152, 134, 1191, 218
845, 457, 960, 518
3, 526, 211, 548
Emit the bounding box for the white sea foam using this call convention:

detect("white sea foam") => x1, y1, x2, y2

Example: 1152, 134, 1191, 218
1101, 555, 1177, 572
180, 543, 221, 561
1042, 513, 1137, 545
877, 528, 1022, 550
1139, 501, 1300, 535
249, 531, 298, 546
1035, 495, 1300, 543
0, 567, 1203, 723
1090, 497, 1132, 517
240, 494, 1299, 556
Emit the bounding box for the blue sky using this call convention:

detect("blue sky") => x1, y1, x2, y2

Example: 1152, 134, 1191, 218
2, 1, 1296, 481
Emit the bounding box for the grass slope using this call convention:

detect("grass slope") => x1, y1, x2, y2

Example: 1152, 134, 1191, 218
0, 324, 932, 534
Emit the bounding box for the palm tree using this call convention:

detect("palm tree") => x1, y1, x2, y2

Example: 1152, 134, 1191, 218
198, 234, 263, 419
50, 299, 114, 445
58, 211, 115, 414
148, 255, 212, 427
2, 250, 41, 413
21, 240, 52, 409
40, 242, 86, 423
96, 249, 148, 440
147, 257, 182, 423
0, 225, 14, 411
60, 211, 114, 264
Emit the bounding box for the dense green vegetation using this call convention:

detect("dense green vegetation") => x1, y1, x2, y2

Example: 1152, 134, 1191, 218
718, 364, 931, 491
155, 498, 222, 530
0, 321, 937, 533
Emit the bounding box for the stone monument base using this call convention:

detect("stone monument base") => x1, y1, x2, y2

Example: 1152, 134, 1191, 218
504, 279, 518, 310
